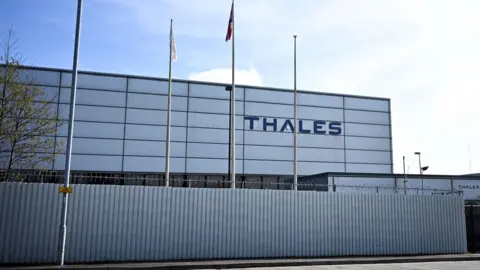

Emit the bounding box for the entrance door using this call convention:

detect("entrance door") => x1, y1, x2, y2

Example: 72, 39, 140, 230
465, 204, 480, 252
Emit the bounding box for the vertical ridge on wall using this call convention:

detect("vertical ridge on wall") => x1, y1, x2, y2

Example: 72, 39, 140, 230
0, 183, 468, 265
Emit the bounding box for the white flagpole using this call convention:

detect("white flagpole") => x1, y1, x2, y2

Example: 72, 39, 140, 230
58, 0, 82, 265
230, 0, 236, 189
165, 19, 175, 186
293, 35, 298, 191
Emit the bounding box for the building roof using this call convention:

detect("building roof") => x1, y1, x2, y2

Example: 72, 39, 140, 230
463, 173, 480, 177
300, 172, 480, 181
13, 64, 391, 101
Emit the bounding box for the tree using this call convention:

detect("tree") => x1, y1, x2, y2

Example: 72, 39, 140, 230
0, 28, 64, 181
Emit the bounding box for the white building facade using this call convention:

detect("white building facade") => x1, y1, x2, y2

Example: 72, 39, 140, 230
12, 66, 393, 184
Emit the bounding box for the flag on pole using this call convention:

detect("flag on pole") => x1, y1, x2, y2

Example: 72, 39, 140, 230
226, 0, 236, 188
225, 2, 233, 42
170, 20, 177, 62
165, 19, 176, 185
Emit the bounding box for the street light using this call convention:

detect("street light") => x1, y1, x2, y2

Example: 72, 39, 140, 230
414, 152, 429, 193
414, 152, 422, 174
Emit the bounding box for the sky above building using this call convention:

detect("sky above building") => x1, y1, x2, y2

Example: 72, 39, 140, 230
1, 0, 480, 175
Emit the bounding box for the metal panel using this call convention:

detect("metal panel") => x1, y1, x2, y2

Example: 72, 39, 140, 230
18, 69, 61, 86
344, 123, 390, 138
298, 106, 344, 122
344, 97, 389, 112
345, 136, 391, 151
244, 145, 344, 162
189, 83, 244, 100
127, 77, 167, 94
123, 156, 185, 173
34, 86, 59, 102
187, 128, 243, 144
299, 147, 345, 162
245, 102, 292, 118
124, 141, 186, 157
0, 183, 466, 264
126, 109, 187, 126
5, 153, 54, 170
127, 93, 188, 111
189, 98, 244, 115
244, 103, 343, 122
187, 113, 243, 129
297, 93, 343, 108
125, 125, 186, 141
187, 143, 243, 159
245, 88, 292, 104
244, 131, 345, 149
59, 105, 125, 123
186, 158, 244, 174
62, 73, 127, 91
54, 154, 123, 171
60, 88, 126, 107
128, 78, 169, 95
57, 122, 124, 139
243, 160, 292, 175
346, 163, 392, 173
127, 79, 188, 96
55, 137, 124, 155
344, 110, 390, 125
298, 162, 345, 175
346, 150, 392, 164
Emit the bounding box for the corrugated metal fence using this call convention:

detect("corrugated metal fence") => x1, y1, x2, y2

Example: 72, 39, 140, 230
0, 183, 468, 265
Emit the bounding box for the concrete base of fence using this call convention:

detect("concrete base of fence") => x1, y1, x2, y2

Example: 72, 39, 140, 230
4, 254, 480, 269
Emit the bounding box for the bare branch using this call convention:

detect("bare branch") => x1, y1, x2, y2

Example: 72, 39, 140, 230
0, 27, 62, 177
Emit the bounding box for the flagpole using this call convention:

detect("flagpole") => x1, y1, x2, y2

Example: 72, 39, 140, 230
230, 0, 236, 189
58, 0, 82, 265
165, 19, 174, 186
293, 35, 298, 191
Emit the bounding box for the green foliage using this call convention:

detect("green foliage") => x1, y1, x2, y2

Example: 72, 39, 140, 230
0, 28, 64, 181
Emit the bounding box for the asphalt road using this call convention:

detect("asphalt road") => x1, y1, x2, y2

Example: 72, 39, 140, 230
224, 261, 480, 270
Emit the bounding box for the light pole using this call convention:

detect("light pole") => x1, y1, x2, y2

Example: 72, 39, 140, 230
225, 85, 232, 188
293, 35, 298, 191
403, 156, 407, 194
58, 0, 82, 265
414, 152, 429, 193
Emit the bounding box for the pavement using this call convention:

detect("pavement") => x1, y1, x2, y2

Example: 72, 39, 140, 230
229, 261, 480, 270
3, 254, 480, 270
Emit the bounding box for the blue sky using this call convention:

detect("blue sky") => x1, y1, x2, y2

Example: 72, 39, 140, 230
2, 0, 480, 175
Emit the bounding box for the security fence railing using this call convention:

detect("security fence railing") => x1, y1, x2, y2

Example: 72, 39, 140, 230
0, 169, 464, 196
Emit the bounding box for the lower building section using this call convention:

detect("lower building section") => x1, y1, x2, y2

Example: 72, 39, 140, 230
4, 171, 480, 199
1, 170, 297, 190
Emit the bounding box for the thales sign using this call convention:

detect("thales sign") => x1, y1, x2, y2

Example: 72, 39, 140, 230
244, 116, 342, 135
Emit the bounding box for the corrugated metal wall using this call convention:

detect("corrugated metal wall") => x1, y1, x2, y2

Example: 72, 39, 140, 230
0, 183, 467, 265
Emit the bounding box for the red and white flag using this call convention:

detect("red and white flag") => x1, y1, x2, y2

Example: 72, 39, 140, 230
225, 2, 233, 42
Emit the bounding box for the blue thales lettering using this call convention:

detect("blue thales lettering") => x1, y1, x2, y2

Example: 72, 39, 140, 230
244, 116, 342, 135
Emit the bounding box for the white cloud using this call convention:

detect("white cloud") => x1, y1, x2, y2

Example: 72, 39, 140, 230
188, 67, 263, 86
102, 0, 480, 175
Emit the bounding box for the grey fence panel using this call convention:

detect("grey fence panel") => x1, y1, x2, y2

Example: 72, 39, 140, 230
0, 183, 468, 265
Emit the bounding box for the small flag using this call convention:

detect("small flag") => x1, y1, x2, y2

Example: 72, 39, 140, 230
225, 3, 233, 42
170, 20, 177, 62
